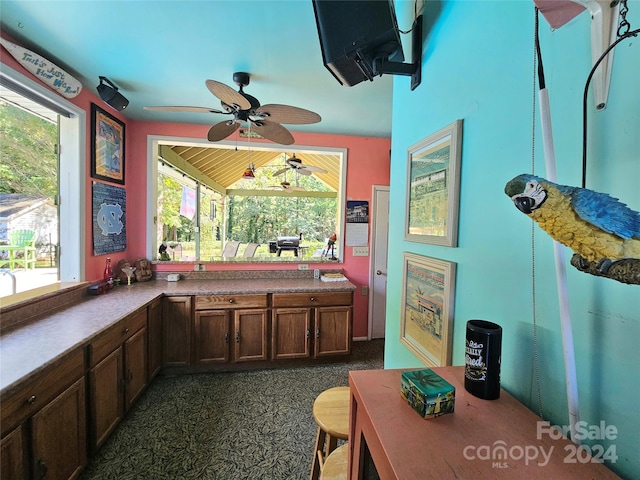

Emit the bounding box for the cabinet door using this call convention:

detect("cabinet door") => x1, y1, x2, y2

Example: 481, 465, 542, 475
148, 298, 163, 380
162, 296, 192, 367
1, 425, 27, 480
234, 309, 268, 362
194, 310, 230, 364
314, 306, 352, 357
272, 308, 311, 360
124, 327, 147, 412
89, 348, 124, 450
31, 377, 86, 480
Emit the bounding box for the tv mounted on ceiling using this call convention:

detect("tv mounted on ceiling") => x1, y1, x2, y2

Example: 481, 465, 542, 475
312, 0, 422, 90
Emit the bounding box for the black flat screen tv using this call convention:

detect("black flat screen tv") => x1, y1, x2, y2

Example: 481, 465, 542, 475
312, 0, 406, 87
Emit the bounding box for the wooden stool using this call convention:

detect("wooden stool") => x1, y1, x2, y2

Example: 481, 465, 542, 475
320, 443, 348, 480
310, 386, 350, 480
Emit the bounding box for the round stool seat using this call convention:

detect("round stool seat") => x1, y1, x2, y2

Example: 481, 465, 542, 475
312, 386, 350, 440
321, 443, 348, 480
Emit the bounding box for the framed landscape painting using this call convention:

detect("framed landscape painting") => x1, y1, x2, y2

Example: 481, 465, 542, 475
400, 252, 456, 367
91, 103, 125, 184
405, 119, 462, 246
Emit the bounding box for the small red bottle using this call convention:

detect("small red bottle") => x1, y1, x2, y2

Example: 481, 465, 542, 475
104, 257, 114, 288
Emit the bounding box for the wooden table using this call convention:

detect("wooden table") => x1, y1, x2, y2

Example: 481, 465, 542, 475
348, 367, 620, 479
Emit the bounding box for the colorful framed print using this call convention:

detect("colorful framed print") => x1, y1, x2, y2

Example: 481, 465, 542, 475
91, 103, 125, 184
400, 252, 456, 367
405, 119, 462, 246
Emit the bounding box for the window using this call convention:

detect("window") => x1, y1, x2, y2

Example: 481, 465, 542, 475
0, 64, 84, 301
147, 137, 346, 262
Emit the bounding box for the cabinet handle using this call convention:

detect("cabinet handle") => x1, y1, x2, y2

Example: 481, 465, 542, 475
27, 395, 36, 405
229, 299, 235, 304
316, 328, 320, 338
37, 460, 48, 478
225, 332, 229, 343
123, 328, 130, 335
128, 370, 133, 382
306, 329, 310, 339
310, 297, 316, 302
235, 331, 240, 343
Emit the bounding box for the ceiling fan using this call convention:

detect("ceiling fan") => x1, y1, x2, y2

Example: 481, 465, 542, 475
268, 167, 306, 192
274, 153, 327, 176
269, 180, 306, 193
145, 72, 321, 145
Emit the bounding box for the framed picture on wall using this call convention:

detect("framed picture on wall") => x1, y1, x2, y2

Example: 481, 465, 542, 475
400, 252, 456, 367
405, 119, 462, 246
91, 103, 125, 184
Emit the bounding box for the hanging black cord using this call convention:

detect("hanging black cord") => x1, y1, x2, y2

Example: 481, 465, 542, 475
535, 8, 546, 90
582, 28, 640, 188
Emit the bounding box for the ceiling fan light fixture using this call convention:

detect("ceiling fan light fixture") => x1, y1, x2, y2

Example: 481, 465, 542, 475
242, 166, 256, 180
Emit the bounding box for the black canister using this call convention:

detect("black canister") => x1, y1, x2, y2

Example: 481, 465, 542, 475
464, 320, 502, 400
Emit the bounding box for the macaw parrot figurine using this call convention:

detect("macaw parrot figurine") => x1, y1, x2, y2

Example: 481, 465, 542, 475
505, 174, 640, 284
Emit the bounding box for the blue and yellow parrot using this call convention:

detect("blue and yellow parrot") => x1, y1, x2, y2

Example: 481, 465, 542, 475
504, 174, 640, 269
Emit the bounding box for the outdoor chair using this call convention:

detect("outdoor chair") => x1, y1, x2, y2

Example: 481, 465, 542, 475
222, 240, 240, 258
243, 243, 260, 257
5, 229, 37, 270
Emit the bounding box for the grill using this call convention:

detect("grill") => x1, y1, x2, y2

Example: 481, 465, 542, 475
270, 234, 303, 256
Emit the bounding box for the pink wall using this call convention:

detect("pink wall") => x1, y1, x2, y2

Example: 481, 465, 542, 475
1, 39, 390, 337
128, 121, 391, 337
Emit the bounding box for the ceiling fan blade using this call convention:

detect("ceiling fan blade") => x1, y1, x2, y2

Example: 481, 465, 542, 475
205, 80, 252, 110
300, 164, 327, 174
296, 168, 312, 176
207, 121, 240, 142
290, 186, 306, 191
273, 167, 289, 177
254, 104, 321, 125
144, 106, 227, 114
251, 120, 294, 145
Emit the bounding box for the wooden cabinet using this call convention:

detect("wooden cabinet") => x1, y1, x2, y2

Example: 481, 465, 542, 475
272, 291, 352, 359
88, 308, 147, 451
0, 348, 86, 480
162, 296, 192, 367
147, 297, 163, 380
194, 294, 268, 364
1, 425, 26, 480
271, 308, 311, 359
194, 310, 230, 364
31, 378, 86, 480
233, 309, 268, 362
314, 306, 351, 356
162, 289, 352, 371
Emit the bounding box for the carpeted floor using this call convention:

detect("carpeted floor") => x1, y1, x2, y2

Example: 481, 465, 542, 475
79, 339, 384, 480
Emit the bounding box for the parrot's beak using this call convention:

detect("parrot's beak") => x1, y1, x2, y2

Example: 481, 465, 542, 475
514, 196, 535, 214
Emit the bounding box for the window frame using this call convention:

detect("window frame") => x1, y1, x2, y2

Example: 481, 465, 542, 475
1, 64, 85, 286
146, 135, 347, 263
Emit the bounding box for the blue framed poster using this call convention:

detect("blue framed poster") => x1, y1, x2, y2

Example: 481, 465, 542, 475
92, 181, 126, 255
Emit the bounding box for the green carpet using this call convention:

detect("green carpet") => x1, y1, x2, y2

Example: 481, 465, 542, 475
80, 340, 384, 480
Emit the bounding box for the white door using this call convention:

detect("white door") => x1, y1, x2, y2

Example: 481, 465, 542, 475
369, 186, 389, 339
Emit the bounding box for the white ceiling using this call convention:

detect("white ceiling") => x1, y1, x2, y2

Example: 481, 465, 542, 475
0, 1, 419, 141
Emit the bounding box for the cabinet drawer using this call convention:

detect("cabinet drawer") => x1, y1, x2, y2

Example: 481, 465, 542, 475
272, 291, 353, 308
195, 294, 268, 310
90, 308, 147, 366
1, 348, 85, 436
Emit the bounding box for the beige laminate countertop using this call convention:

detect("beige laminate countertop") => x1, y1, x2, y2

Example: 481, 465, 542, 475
0, 277, 355, 397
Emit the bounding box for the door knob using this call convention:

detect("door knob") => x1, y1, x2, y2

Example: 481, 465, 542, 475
376, 270, 384, 275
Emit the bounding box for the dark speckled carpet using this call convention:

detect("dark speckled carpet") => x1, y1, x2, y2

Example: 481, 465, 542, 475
79, 340, 384, 480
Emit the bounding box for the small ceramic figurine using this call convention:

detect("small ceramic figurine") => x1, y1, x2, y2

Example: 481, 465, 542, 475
134, 257, 153, 282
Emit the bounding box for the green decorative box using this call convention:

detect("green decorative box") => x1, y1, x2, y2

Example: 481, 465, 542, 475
400, 369, 456, 419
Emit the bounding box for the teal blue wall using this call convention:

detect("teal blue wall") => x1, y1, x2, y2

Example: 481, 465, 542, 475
386, 1, 639, 478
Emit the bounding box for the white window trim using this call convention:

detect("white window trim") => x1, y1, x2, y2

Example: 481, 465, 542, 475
0, 64, 85, 282
145, 135, 347, 262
